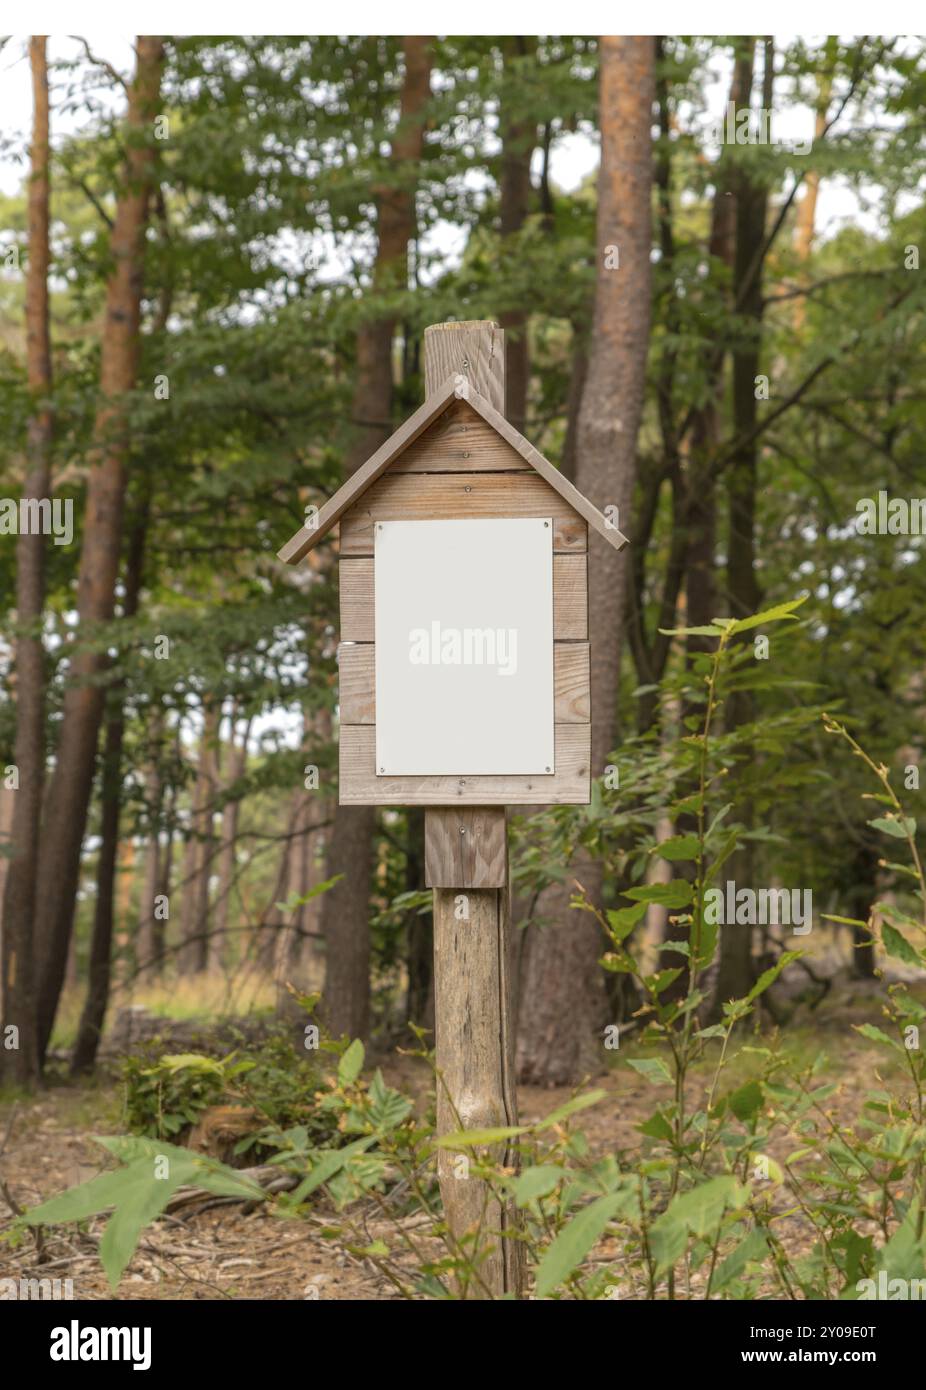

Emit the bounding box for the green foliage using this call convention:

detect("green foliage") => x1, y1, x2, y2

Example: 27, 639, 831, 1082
120, 1032, 334, 1153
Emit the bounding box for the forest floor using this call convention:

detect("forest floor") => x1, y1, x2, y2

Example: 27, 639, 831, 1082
0, 969, 919, 1301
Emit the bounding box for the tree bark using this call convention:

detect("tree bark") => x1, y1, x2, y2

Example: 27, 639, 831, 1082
498, 36, 537, 436
71, 509, 147, 1074
33, 37, 165, 1064
711, 39, 771, 1013
319, 37, 432, 1041
1, 37, 53, 1086
177, 699, 219, 974
516, 36, 655, 1085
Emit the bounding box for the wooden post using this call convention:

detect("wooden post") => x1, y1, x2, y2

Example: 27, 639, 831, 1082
423, 321, 524, 1298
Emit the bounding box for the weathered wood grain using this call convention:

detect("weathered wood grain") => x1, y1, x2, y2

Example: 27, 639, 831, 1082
423, 320, 505, 413
552, 553, 588, 640
424, 807, 508, 888
338, 640, 589, 725
339, 723, 590, 805
431, 877, 523, 1295
390, 399, 531, 473
339, 473, 587, 556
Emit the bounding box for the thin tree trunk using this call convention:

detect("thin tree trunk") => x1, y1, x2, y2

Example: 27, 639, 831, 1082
319, 36, 432, 1042
178, 699, 219, 974
793, 58, 833, 332
71, 510, 147, 1074
498, 35, 536, 435
33, 37, 165, 1064
209, 716, 249, 973
0, 37, 52, 1086
711, 39, 771, 1013
516, 37, 655, 1085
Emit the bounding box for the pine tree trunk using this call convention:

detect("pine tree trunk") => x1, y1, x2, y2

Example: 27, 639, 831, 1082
711, 39, 772, 1014
0, 37, 53, 1086
516, 36, 655, 1085
33, 37, 165, 1064
319, 36, 432, 1041
71, 511, 147, 1074
178, 700, 219, 974
498, 36, 536, 435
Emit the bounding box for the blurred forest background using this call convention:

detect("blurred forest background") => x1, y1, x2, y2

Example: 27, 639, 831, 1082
1, 33, 925, 1094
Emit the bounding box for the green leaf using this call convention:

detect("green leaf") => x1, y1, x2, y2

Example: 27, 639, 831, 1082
338, 1038, 365, 1086
648, 1176, 748, 1274
536, 1090, 607, 1131
623, 879, 693, 909
658, 624, 725, 638
22, 1137, 264, 1290
868, 816, 916, 839
534, 1192, 629, 1297
626, 1057, 673, 1086
293, 1136, 378, 1200
605, 901, 646, 941
638, 1109, 675, 1142
727, 596, 807, 635
728, 1079, 764, 1121
711, 1228, 768, 1292
881, 923, 923, 968
855, 1023, 902, 1053
511, 1166, 564, 1206
745, 950, 802, 1004
434, 1126, 528, 1148
654, 834, 700, 861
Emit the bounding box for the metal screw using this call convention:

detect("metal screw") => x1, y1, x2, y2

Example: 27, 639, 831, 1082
464, 485, 472, 493
544, 520, 549, 527
459, 826, 466, 835
380, 766, 385, 773
545, 766, 551, 772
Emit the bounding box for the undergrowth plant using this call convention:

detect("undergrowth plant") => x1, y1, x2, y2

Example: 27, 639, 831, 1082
9, 600, 926, 1299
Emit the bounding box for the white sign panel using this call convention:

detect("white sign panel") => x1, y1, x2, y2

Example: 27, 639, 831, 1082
374, 518, 554, 776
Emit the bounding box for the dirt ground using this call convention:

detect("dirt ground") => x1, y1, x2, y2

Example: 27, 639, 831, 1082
0, 974, 915, 1300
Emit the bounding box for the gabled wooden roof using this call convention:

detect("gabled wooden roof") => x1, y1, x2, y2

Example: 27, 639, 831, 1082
278, 375, 630, 564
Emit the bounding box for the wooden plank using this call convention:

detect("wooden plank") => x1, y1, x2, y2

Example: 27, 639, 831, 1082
432, 879, 523, 1294
340, 473, 587, 556
339, 560, 374, 641
424, 807, 508, 888
340, 554, 586, 642
338, 640, 589, 725
424, 321, 505, 414
337, 642, 376, 724
391, 400, 531, 473
553, 553, 588, 640
339, 724, 591, 806
277, 376, 458, 564
554, 642, 591, 721
425, 322, 524, 1300
458, 386, 631, 552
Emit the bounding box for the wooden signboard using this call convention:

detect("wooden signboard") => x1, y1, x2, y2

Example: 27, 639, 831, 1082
279, 320, 628, 1297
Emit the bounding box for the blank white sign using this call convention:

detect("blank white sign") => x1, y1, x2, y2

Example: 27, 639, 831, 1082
373, 518, 554, 776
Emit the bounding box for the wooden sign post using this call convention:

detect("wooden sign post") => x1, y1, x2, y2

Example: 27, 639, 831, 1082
279, 320, 628, 1299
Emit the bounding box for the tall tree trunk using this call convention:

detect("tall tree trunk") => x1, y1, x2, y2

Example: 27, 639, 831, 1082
136, 714, 165, 981
498, 36, 536, 435
516, 37, 655, 1085
793, 56, 834, 332
319, 37, 432, 1042
33, 37, 165, 1064
655, 47, 750, 1004
209, 715, 249, 973
1, 39, 53, 1086
177, 699, 219, 974
711, 39, 771, 1014
71, 510, 147, 1074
